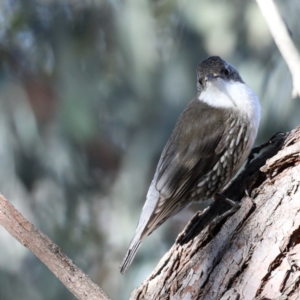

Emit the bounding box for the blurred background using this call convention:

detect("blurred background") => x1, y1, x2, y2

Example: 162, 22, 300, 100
0, 0, 299, 299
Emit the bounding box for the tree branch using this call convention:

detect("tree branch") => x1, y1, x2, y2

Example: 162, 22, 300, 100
256, 0, 300, 98
131, 127, 300, 299
0, 194, 110, 300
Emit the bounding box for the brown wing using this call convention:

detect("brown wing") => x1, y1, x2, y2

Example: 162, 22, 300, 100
141, 99, 230, 239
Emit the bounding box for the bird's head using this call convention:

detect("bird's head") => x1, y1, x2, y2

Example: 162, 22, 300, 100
196, 56, 243, 92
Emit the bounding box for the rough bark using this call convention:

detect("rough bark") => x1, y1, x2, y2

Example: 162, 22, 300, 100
131, 126, 300, 300
0, 194, 110, 300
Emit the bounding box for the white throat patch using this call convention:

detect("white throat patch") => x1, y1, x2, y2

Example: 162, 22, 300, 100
198, 78, 261, 131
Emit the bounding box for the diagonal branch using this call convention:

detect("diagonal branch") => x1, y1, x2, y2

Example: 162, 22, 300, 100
130, 127, 300, 299
0, 194, 110, 300
256, 0, 300, 98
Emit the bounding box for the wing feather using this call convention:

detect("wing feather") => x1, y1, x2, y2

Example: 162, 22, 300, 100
120, 99, 234, 273
141, 99, 230, 238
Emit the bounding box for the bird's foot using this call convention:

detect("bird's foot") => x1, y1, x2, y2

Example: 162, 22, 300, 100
246, 132, 285, 166
208, 193, 241, 237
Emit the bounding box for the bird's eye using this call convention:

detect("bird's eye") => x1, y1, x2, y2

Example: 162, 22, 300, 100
199, 79, 204, 86
224, 67, 230, 76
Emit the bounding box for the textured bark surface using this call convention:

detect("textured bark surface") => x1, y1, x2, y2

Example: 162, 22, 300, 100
131, 126, 300, 300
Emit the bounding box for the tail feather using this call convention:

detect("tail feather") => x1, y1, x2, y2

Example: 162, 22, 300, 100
120, 176, 160, 274
120, 237, 142, 274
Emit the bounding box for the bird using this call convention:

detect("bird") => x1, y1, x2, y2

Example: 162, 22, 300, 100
120, 56, 261, 274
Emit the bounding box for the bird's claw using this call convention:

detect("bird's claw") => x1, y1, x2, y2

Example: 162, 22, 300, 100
209, 193, 241, 237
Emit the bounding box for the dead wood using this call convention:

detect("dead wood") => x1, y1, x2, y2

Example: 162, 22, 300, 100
0, 194, 110, 300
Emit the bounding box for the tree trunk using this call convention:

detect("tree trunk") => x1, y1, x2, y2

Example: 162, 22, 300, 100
130, 126, 300, 300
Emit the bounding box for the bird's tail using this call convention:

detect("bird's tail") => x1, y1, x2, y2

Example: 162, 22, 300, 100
120, 234, 142, 274
120, 176, 160, 274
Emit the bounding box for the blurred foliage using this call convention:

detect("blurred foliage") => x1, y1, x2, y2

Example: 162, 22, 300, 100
0, 0, 299, 299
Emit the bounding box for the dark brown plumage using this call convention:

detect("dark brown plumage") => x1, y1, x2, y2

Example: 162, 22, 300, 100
120, 56, 260, 274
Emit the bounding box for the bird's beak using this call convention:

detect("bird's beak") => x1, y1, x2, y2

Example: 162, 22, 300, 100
206, 74, 220, 82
